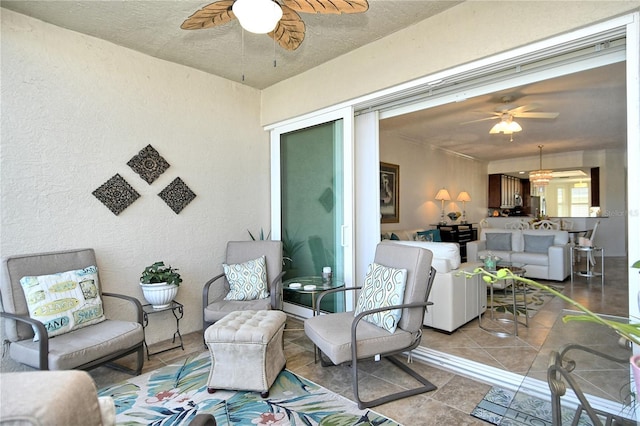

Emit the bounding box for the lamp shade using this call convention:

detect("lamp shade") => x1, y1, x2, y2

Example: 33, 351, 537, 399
457, 191, 471, 202
435, 188, 451, 201
232, 0, 283, 34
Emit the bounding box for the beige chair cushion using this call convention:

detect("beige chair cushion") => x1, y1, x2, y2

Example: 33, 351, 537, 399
8, 319, 143, 370
305, 311, 415, 365
0, 370, 115, 426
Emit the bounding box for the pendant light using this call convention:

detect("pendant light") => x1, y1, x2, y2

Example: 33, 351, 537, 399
529, 145, 553, 187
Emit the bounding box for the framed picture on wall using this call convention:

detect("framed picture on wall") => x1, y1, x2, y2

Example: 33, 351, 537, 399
380, 162, 399, 223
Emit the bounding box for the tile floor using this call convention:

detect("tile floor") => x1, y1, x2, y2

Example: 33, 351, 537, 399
420, 256, 629, 376
1, 256, 630, 425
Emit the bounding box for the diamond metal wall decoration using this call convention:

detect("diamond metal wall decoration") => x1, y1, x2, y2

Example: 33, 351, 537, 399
92, 174, 140, 216
158, 177, 196, 214
127, 144, 170, 185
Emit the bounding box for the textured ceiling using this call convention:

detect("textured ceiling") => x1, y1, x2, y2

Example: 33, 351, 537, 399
2, 1, 628, 163
1, 0, 462, 89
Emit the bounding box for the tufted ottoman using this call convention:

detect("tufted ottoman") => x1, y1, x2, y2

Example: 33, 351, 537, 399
204, 310, 287, 397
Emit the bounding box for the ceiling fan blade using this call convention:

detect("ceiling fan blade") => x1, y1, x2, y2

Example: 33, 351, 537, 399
181, 0, 235, 30
269, 6, 305, 51
507, 103, 540, 114
514, 112, 560, 119
460, 116, 500, 125
283, 0, 369, 14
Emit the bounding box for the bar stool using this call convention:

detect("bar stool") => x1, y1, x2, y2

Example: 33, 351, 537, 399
571, 245, 604, 289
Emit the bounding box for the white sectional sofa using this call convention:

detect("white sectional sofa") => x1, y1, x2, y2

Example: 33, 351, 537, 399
385, 240, 485, 333
466, 228, 571, 281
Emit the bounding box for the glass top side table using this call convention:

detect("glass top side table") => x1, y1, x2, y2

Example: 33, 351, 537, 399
478, 263, 528, 336
283, 276, 345, 315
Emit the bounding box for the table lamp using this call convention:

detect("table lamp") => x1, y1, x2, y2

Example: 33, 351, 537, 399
457, 191, 471, 224
435, 188, 451, 225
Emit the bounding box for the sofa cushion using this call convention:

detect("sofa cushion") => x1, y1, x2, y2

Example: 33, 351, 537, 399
382, 229, 425, 241
524, 234, 555, 253
354, 262, 407, 333
486, 233, 512, 251
480, 229, 524, 252
522, 229, 569, 246
511, 252, 550, 266
416, 229, 442, 242
389, 240, 460, 271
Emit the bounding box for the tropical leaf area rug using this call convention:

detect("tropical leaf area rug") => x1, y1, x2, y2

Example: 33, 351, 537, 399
471, 387, 635, 426
488, 281, 561, 318
98, 351, 400, 426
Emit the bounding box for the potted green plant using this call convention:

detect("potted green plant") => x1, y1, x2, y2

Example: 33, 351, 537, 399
139, 261, 182, 309
282, 229, 304, 272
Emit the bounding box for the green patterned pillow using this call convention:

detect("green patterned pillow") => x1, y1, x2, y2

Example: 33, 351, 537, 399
223, 256, 269, 301
19, 266, 106, 339
354, 262, 407, 333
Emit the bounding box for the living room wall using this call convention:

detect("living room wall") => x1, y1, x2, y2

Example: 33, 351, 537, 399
1, 10, 269, 344
379, 135, 487, 234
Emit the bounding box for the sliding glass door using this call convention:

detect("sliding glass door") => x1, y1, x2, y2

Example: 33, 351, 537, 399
270, 108, 354, 318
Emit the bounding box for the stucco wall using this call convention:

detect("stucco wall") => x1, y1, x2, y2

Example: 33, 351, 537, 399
1, 10, 268, 343
261, 1, 639, 125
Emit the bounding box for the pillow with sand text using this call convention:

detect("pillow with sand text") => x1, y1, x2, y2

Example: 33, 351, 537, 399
19, 266, 105, 339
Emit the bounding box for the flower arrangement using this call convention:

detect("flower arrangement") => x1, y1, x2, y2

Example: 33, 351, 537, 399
447, 211, 461, 222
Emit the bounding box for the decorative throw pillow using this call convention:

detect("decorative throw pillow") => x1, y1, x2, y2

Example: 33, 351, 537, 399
524, 234, 556, 253
354, 263, 407, 333
416, 229, 442, 242
223, 256, 269, 301
485, 233, 512, 251
390, 233, 400, 240
19, 266, 106, 339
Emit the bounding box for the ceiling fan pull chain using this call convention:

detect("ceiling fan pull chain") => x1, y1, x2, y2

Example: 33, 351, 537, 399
273, 36, 277, 68
241, 28, 245, 82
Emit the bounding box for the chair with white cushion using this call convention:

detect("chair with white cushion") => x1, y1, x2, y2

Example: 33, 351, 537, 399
505, 220, 530, 230
304, 241, 437, 409
585, 220, 601, 267
533, 220, 561, 230
0, 248, 144, 373
202, 241, 284, 332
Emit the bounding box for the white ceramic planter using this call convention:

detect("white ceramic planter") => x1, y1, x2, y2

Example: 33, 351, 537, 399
140, 282, 178, 309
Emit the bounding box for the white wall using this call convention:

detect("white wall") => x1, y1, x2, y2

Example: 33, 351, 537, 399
1, 10, 269, 343
379, 136, 487, 232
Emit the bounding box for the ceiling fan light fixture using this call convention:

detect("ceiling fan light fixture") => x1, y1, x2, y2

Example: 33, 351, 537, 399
232, 0, 283, 34
489, 114, 522, 134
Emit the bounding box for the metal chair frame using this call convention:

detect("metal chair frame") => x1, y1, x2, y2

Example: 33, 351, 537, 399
311, 266, 437, 409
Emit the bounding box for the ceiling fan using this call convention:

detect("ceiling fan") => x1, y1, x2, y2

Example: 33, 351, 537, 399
181, 0, 369, 51
462, 96, 560, 135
